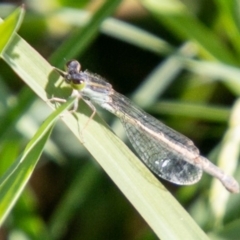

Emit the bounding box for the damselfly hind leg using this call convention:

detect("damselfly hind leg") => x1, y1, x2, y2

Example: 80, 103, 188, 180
77, 99, 96, 137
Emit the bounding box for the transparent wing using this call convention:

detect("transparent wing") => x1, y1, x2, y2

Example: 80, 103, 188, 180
122, 118, 202, 184
111, 92, 202, 185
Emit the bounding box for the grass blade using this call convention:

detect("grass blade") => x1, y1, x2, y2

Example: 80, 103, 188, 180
0, 98, 75, 225
0, 5, 24, 54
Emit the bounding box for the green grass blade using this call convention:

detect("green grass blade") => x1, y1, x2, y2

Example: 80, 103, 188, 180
132, 42, 198, 107
53, 8, 174, 56
0, 5, 24, 54
214, 0, 240, 56
0, 98, 75, 225
183, 58, 240, 95
151, 101, 230, 122
48, 163, 101, 239
140, 0, 238, 65
50, 0, 122, 66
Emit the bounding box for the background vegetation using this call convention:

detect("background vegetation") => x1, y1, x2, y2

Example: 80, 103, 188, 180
0, 0, 240, 239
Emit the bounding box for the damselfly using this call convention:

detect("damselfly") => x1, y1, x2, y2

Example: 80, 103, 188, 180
54, 60, 239, 193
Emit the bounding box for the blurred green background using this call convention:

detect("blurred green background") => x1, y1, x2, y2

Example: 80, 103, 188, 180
0, 0, 240, 239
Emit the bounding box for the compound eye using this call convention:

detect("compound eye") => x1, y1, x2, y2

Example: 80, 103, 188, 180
72, 79, 84, 85
66, 60, 81, 73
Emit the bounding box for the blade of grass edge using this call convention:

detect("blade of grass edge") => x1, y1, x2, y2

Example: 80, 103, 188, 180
0, 98, 75, 225
0, 5, 25, 54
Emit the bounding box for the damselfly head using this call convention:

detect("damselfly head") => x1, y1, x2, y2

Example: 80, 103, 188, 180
55, 60, 86, 91
64, 60, 86, 90
66, 60, 81, 73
